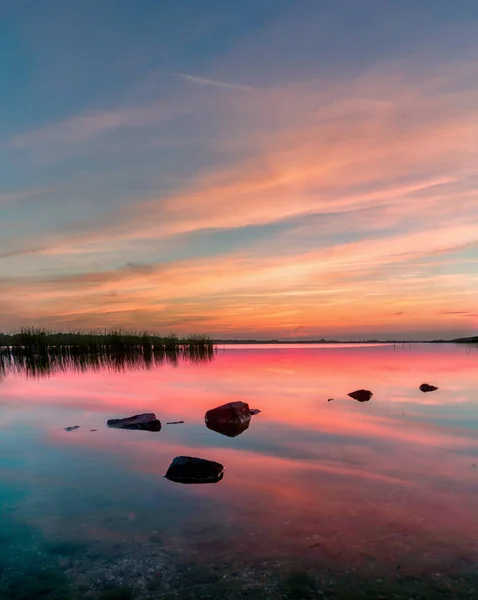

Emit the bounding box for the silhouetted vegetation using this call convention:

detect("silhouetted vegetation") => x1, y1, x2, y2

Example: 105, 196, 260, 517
453, 336, 478, 344
0, 328, 215, 379
0, 327, 212, 352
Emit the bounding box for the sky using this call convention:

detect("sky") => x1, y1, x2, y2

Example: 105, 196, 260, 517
0, 0, 477, 340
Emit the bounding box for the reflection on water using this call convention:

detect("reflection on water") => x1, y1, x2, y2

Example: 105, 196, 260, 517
205, 418, 251, 437
1, 343, 478, 599
0, 344, 215, 379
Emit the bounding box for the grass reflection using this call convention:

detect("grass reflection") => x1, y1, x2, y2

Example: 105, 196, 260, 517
0, 335, 215, 379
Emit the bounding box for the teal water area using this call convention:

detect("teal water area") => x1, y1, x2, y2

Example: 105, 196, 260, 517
1, 343, 478, 599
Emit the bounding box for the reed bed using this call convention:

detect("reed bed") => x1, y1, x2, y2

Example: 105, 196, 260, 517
0, 328, 215, 379
0, 327, 213, 353
0, 329, 213, 378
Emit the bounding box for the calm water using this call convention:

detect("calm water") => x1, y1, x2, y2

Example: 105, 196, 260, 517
1, 343, 478, 599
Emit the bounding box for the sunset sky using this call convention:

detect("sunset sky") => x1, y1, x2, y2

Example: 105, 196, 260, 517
1, 1, 477, 340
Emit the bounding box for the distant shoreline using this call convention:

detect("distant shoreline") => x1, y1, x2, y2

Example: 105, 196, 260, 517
212, 337, 478, 345
1, 328, 476, 349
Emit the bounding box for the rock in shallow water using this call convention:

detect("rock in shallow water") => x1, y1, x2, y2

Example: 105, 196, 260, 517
419, 383, 438, 393
107, 413, 162, 431
205, 401, 252, 437
347, 389, 373, 402
249, 408, 261, 415
165, 456, 224, 484
205, 401, 251, 425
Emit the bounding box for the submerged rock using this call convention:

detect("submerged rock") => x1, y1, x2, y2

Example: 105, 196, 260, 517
249, 408, 261, 415
206, 418, 250, 438
64, 425, 79, 432
165, 456, 224, 484
166, 421, 184, 425
419, 383, 438, 393
347, 389, 373, 402
107, 413, 162, 431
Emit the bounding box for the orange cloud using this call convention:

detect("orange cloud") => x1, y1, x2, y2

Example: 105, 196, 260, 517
1, 66, 477, 334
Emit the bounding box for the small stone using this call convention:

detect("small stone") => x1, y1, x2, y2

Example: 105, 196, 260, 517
64, 425, 80, 431
348, 389, 373, 402
419, 383, 438, 393
107, 413, 161, 431
165, 456, 224, 484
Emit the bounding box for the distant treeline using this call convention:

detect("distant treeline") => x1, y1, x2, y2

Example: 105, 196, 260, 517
0, 327, 214, 353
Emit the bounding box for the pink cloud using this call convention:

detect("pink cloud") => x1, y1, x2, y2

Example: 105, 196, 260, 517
2, 65, 478, 334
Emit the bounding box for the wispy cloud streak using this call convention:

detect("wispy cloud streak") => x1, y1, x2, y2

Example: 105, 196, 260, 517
171, 72, 255, 91
2, 60, 478, 336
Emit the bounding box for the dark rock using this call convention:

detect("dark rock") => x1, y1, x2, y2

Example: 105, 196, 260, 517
107, 413, 161, 431
205, 401, 252, 437
327, 398, 334, 402
165, 456, 224, 484
166, 421, 184, 425
419, 383, 438, 393
348, 389, 373, 402
205, 401, 251, 426
206, 418, 250, 438
64, 426, 79, 432
249, 408, 261, 415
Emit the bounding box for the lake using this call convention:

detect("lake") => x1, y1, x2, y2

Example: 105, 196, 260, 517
1, 343, 478, 599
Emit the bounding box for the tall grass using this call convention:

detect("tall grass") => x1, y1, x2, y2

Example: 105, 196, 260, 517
0, 328, 215, 379
0, 344, 215, 379
0, 327, 213, 352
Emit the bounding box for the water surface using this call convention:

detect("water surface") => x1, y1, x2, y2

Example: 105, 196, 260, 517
1, 343, 478, 599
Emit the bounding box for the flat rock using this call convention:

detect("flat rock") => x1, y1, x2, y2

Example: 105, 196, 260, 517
64, 425, 79, 432
419, 383, 438, 393
249, 408, 261, 415
348, 389, 373, 402
107, 413, 162, 431
165, 456, 224, 484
